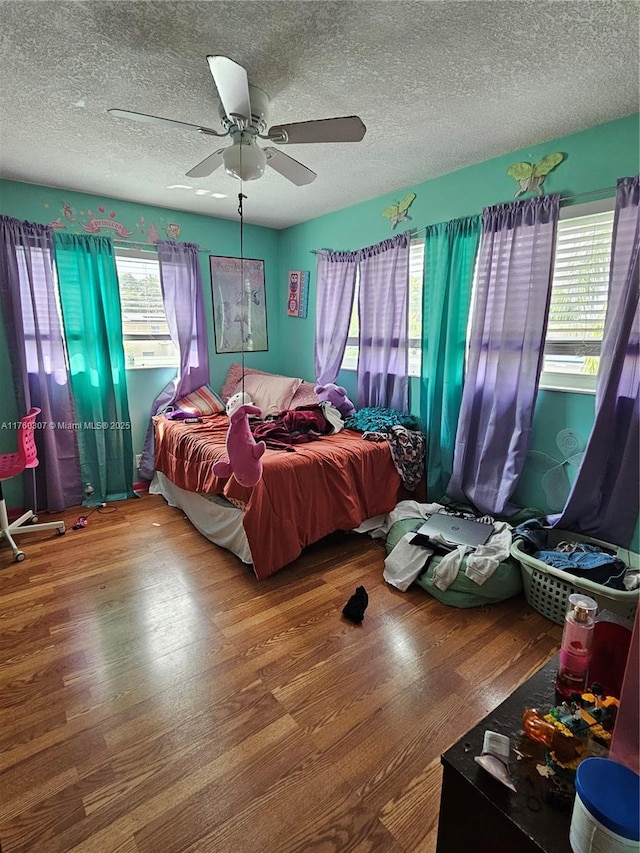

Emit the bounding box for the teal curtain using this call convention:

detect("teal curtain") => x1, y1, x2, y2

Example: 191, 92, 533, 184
53, 233, 136, 504
420, 215, 481, 501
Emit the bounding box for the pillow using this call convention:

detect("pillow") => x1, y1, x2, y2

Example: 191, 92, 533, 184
290, 381, 320, 408
220, 363, 258, 401
219, 363, 318, 408
176, 384, 225, 416
233, 373, 302, 416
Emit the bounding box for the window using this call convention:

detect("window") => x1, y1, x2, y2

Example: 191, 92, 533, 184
115, 250, 178, 369
15, 244, 66, 373
341, 236, 424, 376
541, 200, 615, 392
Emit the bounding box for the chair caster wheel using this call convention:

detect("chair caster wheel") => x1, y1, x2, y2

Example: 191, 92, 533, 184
15, 551, 25, 562
31, 515, 39, 524
57, 528, 66, 536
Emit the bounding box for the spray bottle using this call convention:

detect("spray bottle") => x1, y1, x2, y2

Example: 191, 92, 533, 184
556, 593, 598, 700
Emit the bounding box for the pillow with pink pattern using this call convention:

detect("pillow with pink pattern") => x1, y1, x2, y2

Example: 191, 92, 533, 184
219, 363, 318, 409
290, 381, 320, 408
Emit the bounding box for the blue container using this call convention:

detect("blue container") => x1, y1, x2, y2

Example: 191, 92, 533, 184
570, 757, 640, 852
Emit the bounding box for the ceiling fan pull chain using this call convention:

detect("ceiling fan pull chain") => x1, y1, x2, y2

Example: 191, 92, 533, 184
238, 187, 247, 396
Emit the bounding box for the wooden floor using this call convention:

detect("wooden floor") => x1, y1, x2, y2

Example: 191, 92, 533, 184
0, 492, 562, 853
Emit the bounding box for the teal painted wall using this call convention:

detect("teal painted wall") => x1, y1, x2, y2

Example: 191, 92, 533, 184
277, 113, 640, 548
277, 114, 640, 380
0, 180, 281, 504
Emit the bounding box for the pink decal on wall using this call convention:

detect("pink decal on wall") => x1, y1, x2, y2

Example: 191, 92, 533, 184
43, 201, 180, 245
81, 215, 133, 237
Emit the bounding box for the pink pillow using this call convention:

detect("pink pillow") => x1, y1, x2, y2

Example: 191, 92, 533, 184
233, 373, 302, 416
290, 382, 320, 408
220, 363, 263, 402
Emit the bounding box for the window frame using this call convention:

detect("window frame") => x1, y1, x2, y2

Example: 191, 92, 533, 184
539, 197, 615, 394
115, 248, 179, 371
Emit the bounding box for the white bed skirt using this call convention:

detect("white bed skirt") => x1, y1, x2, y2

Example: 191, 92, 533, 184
150, 471, 253, 565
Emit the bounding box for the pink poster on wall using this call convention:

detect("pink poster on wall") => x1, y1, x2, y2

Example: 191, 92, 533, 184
287, 270, 309, 318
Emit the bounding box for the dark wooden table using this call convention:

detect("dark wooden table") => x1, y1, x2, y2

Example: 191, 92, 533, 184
436, 655, 575, 853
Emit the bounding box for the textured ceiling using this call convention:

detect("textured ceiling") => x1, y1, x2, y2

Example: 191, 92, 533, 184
1, 1, 638, 229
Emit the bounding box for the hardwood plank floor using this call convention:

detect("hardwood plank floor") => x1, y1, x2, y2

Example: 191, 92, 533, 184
0, 493, 561, 852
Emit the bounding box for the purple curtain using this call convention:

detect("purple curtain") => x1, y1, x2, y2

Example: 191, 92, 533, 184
138, 241, 210, 480
314, 250, 358, 385
0, 216, 82, 510
357, 231, 410, 410
552, 176, 639, 546
447, 195, 559, 514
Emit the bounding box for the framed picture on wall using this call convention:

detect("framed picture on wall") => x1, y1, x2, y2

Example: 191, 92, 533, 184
210, 256, 268, 354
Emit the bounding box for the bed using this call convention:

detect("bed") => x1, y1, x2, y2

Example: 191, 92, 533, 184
150, 412, 403, 579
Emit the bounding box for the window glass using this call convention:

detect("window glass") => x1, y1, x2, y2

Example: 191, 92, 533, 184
115, 250, 178, 369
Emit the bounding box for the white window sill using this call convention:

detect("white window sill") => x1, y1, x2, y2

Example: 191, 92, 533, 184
539, 372, 596, 395
125, 364, 178, 371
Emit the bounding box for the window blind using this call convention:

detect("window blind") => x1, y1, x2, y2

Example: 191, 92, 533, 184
545, 210, 614, 356
115, 251, 178, 368
116, 254, 169, 341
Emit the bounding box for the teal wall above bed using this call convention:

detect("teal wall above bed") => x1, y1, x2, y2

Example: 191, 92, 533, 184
0, 178, 284, 385
276, 113, 639, 383
0, 180, 282, 506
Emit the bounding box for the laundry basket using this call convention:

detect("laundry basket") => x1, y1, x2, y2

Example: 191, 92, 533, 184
511, 529, 639, 626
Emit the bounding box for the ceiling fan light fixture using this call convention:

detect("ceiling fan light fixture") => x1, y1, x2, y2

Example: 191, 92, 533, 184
223, 142, 267, 181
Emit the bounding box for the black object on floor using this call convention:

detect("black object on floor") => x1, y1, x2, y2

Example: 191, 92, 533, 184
342, 586, 369, 623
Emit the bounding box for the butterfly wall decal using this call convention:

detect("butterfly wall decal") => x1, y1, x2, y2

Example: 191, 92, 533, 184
381, 193, 416, 229
506, 153, 564, 198
526, 428, 585, 512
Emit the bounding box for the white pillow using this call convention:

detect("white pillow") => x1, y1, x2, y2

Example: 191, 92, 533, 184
233, 373, 302, 415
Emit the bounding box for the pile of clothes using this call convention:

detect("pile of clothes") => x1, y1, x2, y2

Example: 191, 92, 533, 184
513, 519, 637, 591
250, 404, 340, 450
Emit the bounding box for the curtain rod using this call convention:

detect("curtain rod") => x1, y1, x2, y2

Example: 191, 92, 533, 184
309, 185, 617, 253
114, 239, 211, 252
561, 185, 617, 203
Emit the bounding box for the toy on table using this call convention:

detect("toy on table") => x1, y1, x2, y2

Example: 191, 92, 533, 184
522, 684, 620, 777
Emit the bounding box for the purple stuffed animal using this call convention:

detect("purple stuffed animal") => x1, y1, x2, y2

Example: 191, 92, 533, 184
314, 382, 356, 418
212, 404, 266, 488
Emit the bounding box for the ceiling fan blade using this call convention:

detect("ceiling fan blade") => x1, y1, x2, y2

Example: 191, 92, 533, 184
186, 149, 225, 178
108, 109, 222, 136
267, 116, 366, 145
264, 147, 316, 186
207, 55, 252, 123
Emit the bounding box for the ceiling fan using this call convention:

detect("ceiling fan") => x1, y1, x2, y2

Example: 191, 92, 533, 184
108, 56, 367, 186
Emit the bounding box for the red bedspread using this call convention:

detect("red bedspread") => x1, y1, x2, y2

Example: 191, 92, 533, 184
153, 414, 401, 579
